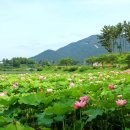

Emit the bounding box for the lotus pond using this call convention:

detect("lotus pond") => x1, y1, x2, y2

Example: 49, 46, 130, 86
0, 70, 130, 130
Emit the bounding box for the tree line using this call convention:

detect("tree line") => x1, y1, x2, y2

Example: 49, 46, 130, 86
0, 57, 80, 69
1, 57, 35, 68
86, 53, 130, 68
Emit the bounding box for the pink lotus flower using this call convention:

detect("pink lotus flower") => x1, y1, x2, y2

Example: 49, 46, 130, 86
20, 76, 25, 81
108, 84, 114, 90
78, 79, 83, 82
74, 100, 86, 109
0, 92, 6, 96
89, 77, 93, 80
116, 99, 127, 107
80, 96, 89, 102
99, 74, 103, 77
39, 76, 46, 80
12, 82, 18, 88
47, 88, 53, 93
74, 95, 89, 109
69, 82, 75, 87
12, 84, 17, 88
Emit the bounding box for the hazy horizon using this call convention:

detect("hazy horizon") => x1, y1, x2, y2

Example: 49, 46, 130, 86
0, 0, 130, 60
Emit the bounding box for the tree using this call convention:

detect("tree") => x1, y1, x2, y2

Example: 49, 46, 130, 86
86, 57, 97, 66
39, 60, 50, 66
59, 58, 74, 66
95, 55, 108, 67
98, 25, 113, 53
103, 54, 117, 65
12, 58, 20, 67
2, 57, 36, 68
125, 22, 130, 43
98, 21, 130, 54
116, 22, 124, 53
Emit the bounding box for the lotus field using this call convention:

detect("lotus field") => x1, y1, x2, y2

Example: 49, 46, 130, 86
0, 70, 130, 130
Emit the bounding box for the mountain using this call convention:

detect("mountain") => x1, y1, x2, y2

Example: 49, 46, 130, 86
32, 49, 60, 62
55, 35, 107, 61
31, 35, 130, 62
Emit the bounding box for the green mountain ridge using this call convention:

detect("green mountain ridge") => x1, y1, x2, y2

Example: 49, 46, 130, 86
31, 35, 130, 62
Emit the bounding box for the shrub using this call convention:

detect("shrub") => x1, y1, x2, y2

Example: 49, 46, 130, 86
125, 54, 130, 67
37, 66, 43, 71
63, 66, 78, 72
78, 66, 88, 72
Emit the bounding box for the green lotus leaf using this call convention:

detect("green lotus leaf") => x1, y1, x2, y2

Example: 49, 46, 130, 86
18, 94, 40, 106
5, 122, 34, 130
0, 116, 12, 127
37, 113, 53, 127
84, 109, 103, 122
0, 96, 17, 106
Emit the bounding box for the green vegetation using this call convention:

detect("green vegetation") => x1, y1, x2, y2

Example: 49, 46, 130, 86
1, 52, 130, 72
0, 57, 35, 70
59, 58, 78, 66
86, 52, 130, 68
0, 69, 130, 130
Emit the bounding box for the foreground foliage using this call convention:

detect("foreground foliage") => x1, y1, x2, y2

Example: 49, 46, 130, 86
0, 70, 130, 130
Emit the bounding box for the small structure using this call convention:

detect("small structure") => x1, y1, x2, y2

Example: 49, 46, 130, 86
93, 62, 102, 67
0, 61, 3, 64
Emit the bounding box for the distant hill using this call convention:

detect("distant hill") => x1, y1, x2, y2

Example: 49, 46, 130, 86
31, 35, 130, 62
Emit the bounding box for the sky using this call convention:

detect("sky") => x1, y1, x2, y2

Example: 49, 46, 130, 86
0, 0, 130, 60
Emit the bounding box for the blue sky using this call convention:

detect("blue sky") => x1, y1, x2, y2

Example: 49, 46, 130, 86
0, 0, 130, 60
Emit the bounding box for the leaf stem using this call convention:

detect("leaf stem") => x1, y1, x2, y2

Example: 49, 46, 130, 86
63, 119, 65, 130
121, 108, 125, 129
80, 109, 82, 130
